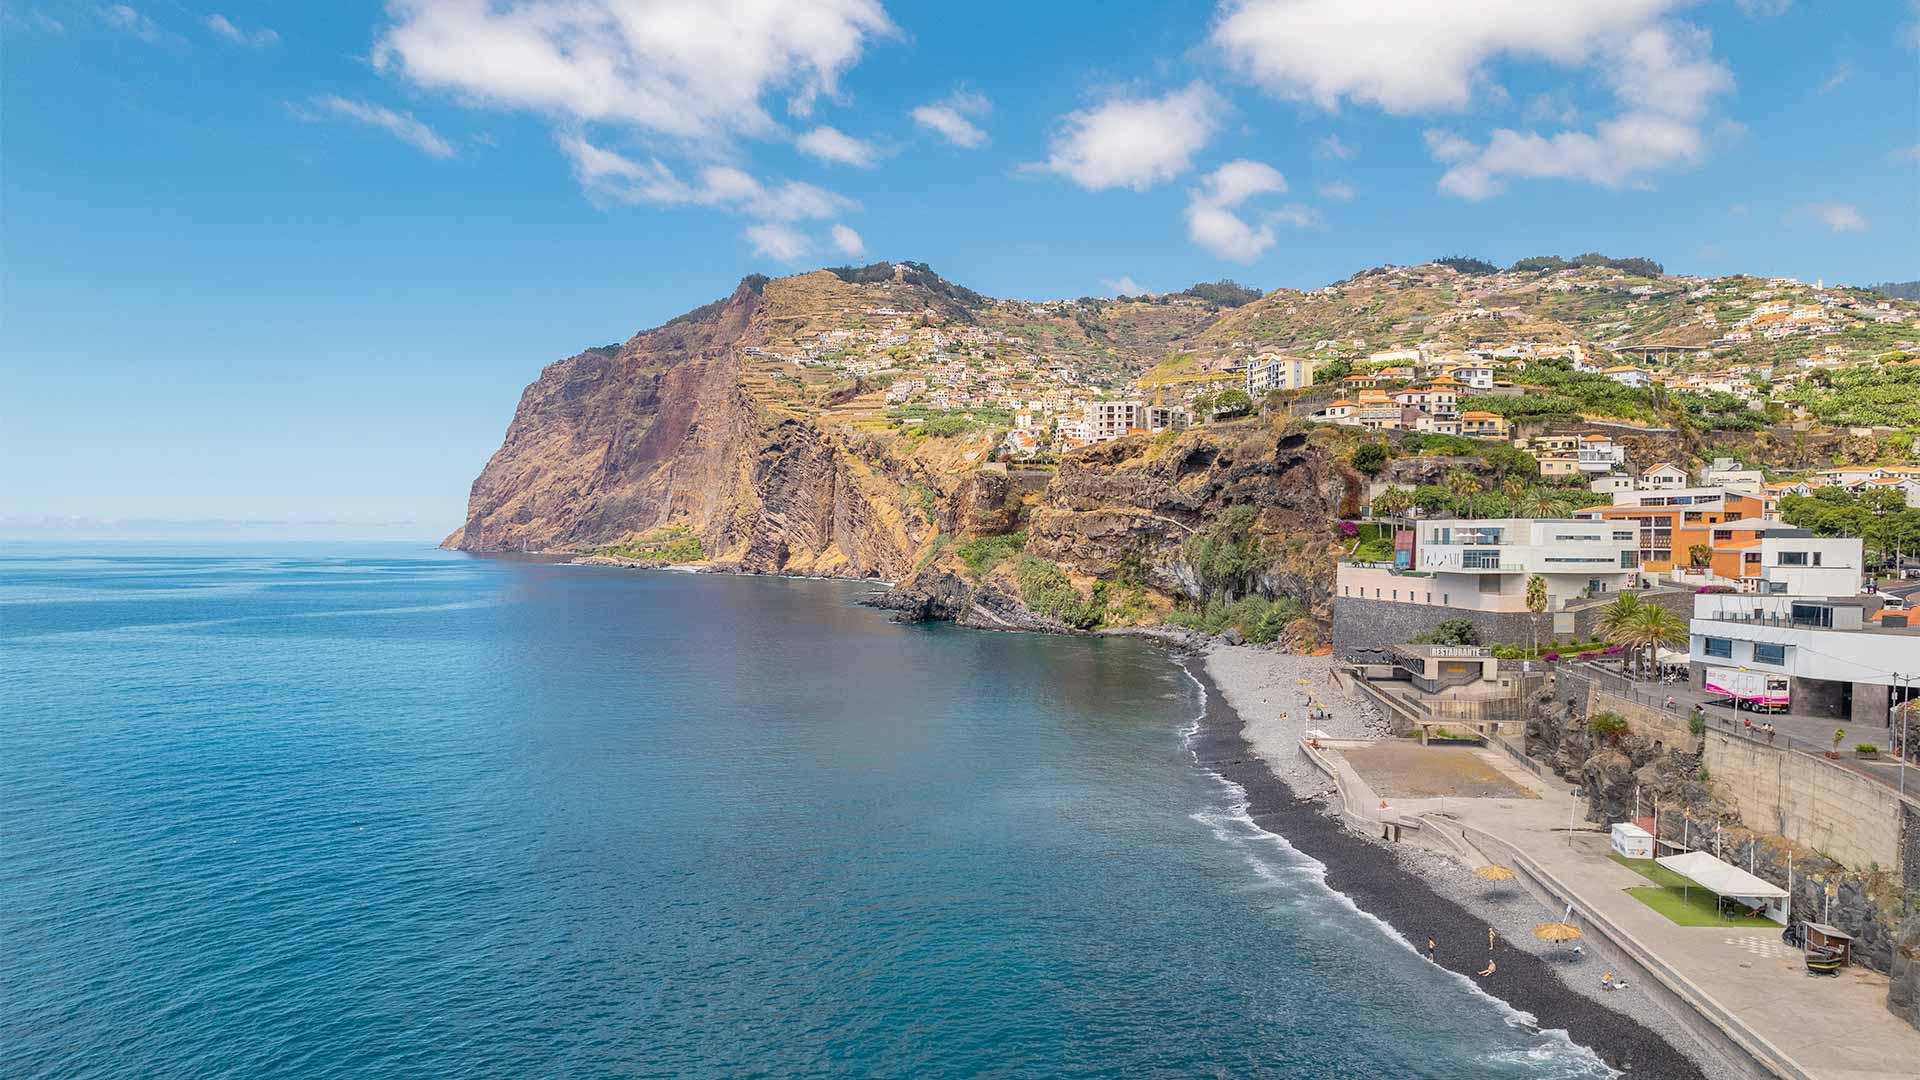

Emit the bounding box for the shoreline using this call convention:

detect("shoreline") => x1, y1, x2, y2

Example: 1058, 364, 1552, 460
1181, 651, 1716, 1080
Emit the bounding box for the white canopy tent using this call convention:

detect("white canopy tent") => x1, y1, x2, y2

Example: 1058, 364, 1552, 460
1656, 851, 1789, 920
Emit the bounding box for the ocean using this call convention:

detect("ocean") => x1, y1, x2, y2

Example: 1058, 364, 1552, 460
0, 546, 1613, 1078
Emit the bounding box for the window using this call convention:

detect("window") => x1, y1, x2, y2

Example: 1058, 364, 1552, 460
1789, 603, 1833, 628
1752, 643, 1786, 665
1703, 637, 1733, 659
1425, 592, 1432, 604
1620, 552, 1640, 569
1463, 550, 1503, 569
1812, 552, 1822, 566
1778, 551, 1808, 566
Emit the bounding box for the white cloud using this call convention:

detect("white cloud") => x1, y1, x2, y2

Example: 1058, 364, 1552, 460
374, 0, 894, 145
102, 4, 163, 42
911, 90, 990, 148
1803, 202, 1867, 233
1184, 159, 1293, 262
830, 223, 864, 256
1043, 82, 1225, 191
1212, 2, 1733, 199
1817, 62, 1851, 95
1214, 0, 1685, 113
1427, 23, 1731, 199
299, 96, 456, 159
206, 13, 277, 46
1315, 134, 1352, 160
1318, 181, 1355, 201
745, 223, 812, 260
1103, 275, 1145, 295
1269, 203, 1318, 227
1734, 0, 1792, 16
556, 135, 854, 225
796, 126, 879, 167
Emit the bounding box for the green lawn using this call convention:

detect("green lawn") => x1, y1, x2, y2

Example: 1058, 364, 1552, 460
1609, 853, 1774, 928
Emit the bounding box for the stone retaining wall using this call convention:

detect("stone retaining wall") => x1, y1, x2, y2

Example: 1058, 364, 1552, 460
1703, 729, 1914, 888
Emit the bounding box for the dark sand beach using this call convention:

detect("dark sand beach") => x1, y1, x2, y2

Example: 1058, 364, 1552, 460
1183, 656, 1711, 1080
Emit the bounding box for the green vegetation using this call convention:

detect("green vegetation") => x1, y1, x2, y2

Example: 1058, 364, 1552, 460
1181, 506, 1267, 602
1610, 854, 1770, 927
1014, 556, 1101, 629
1783, 362, 1920, 431
1434, 256, 1498, 275
1413, 619, 1479, 646
1589, 712, 1630, 744
1779, 488, 1920, 564
1312, 357, 1353, 385
1350, 441, 1390, 476
1509, 253, 1664, 277
953, 531, 1027, 579
1459, 358, 1660, 424
1179, 280, 1263, 307
1166, 594, 1312, 646
598, 525, 705, 564
1348, 521, 1395, 563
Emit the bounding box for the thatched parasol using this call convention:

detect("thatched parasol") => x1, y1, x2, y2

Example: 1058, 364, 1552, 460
1474, 864, 1517, 882
1533, 922, 1583, 942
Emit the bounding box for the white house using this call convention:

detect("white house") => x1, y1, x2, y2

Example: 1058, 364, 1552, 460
1600, 366, 1652, 388
1638, 463, 1690, 491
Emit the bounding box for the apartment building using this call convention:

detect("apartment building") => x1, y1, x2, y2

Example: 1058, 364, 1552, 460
1575, 489, 1765, 575
1082, 400, 1146, 440
1246, 354, 1319, 395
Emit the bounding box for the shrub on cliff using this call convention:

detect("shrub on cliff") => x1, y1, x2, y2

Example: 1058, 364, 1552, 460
1182, 505, 1267, 603
954, 531, 1026, 579
1015, 556, 1100, 629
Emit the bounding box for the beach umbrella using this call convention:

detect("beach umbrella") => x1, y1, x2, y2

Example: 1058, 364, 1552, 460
1474, 865, 1517, 882
1532, 922, 1582, 942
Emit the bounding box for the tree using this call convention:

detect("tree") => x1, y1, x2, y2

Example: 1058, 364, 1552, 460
1525, 575, 1549, 655
1597, 592, 1644, 645
1372, 487, 1414, 528
1611, 605, 1686, 677
1352, 442, 1391, 476
1445, 472, 1482, 510
1210, 388, 1253, 419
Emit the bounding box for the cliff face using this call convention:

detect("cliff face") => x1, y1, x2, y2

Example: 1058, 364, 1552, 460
874, 423, 1361, 632
451, 265, 1356, 631
447, 278, 935, 579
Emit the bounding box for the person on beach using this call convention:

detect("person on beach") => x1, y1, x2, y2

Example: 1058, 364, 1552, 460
1477, 959, 1496, 977
1426, 937, 1436, 962
1488, 926, 1497, 952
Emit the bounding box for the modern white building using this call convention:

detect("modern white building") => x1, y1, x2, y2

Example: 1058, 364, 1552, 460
1755, 534, 1865, 596
1246, 354, 1318, 396
1688, 592, 1917, 722
1409, 518, 1640, 610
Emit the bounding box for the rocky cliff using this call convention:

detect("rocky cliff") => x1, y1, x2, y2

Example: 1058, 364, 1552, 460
450, 265, 1362, 634
447, 273, 965, 579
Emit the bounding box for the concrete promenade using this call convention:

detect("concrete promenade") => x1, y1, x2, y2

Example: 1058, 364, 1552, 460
1310, 740, 1920, 1080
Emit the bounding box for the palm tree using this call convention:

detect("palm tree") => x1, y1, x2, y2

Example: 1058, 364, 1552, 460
1597, 592, 1644, 665
1525, 574, 1549, 655
1446, 473, 1481, 517
1611, 605, 1686, 677
1372, 487, 1413, 529
1515, 488, 1558, 519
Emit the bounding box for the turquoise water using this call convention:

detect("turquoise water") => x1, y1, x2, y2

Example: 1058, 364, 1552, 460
1, 546, 1610, 1078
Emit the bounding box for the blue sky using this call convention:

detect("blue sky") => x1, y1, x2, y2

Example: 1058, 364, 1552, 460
4, 1, 1916, 539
